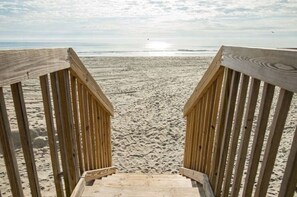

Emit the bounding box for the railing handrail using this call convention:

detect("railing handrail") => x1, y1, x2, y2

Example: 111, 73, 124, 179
184, 46, 297, 116
0, 48, 114, 116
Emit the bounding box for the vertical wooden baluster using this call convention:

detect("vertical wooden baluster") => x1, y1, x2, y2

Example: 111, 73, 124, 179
184, 110, 195, 168
210, 68, 232, 187
222, 74, 249, 197
183, 112, 192, 168
11, 82, 41, 197
70, 74, 83, 174
214, 70, 240, 196
206, 72, 223, 176
190, 104, 199, 170
84, 90, 92, 170
254, 89, 293, 197
106, 111, 112, 166
57, 69, 79, 192
201, 83, 216, 173
0, 87, 24, 197
102, 110, 108, 167
279, 126, 297, 197
93, 100, 99, 169
40, 75, 64, 197
195, 102, 203, 170
242, 83, 275, 197
194, 103, 201, 170
197, 94, 207, 171
97, 104, 103, 168
78, 82, 88, 171
88, 93, 95, 170
230, 78, 260, 197
51, 72, 71, 196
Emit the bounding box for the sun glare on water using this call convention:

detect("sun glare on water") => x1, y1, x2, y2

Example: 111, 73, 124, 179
145, 41, 171, 50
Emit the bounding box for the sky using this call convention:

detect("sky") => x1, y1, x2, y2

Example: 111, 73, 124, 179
0, 0, 296, 50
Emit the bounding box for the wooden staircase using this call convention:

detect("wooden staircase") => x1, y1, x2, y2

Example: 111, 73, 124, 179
82, 173, 201, 197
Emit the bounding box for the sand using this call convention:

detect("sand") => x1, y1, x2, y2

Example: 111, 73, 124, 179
0, 56, 296, 196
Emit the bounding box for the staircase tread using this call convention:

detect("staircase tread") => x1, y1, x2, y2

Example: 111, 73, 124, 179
82, 185, 200, 197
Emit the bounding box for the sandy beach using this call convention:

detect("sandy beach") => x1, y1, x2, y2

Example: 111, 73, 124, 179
0, 56, 296, 196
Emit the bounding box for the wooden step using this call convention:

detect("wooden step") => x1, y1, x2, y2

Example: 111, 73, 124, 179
94, 178, 193, 188
104, 174, 188, 181
82, 185, 200, 197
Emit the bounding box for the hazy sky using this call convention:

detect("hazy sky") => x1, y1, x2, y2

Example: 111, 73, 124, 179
0, 0, 296, 49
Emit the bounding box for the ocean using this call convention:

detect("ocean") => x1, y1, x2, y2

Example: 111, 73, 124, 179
0, 41, 218, 57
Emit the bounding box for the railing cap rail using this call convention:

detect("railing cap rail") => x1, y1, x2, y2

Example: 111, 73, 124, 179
0, 48, 114, 115
184, 45, 297, 116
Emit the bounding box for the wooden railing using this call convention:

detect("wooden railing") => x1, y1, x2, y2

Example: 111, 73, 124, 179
0, 48, 114, 197
183, 46, 297, 197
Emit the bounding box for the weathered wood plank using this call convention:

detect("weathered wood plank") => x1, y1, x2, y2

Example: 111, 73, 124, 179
93, 101, 99, 169
0, 87, 24, 197
222, 74, 249, 197
190, 104, 200, 170
198, 95, 207, 171
70, 73, 83, 174
214, 70, 240, 196
68, 49, 114, 116
70, 172, 87, 197
230, 78, 260, 197
194, 102, 202, 171
184, 47, 223, 115
209, 68, 232, 187
106, 111, 112, 166
279, 126, 297, 197
222, 46, 297, 93
88, 93, 95, 170
0, 48, 69, 87
184, 110, 195, 168
180, 167, 214, 197
242, 83, 275, 197
205, 73, 223, 176
254, 89, 293, 197
84, 167, 117, 182
11, 82, 41, 197
50, 72, 71, 196
97, 104, 103, 168
57, 69, 80, 191
40, 75, 64, 197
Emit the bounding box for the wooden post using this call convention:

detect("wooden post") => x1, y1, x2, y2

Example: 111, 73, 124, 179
11, 82, 41, 197
70, 74, 84, 174
51, 72, 71, 196
40, 75, 64, 197
0, 87, 24, 197
57, 69, 79, 192
78, 82, 89, 170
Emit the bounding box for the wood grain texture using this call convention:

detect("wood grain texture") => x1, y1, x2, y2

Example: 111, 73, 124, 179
68, 48, 114, 116
190, 104, 200, 170
50, 72, 71, 196
11, 82, 41, 197
214, 70, 240, 196
57, 69, 79, 192
221, 74, 249, 197
40, 75, 64, 197
254, 89, 293, 197
70, 74, 83, 174
184, 47, 223, 116
209, 68, 232, 187
88, 93, 95, 170
0, 88, 24, 197
179, 167, 214, 197
242, 83, 275, 197
222, 46, 297, 93
0, 48, 69, 87
84, 167, 117, 182
279, 126, 297, 197
230, 78, 260, 197
70, 172, 87, 197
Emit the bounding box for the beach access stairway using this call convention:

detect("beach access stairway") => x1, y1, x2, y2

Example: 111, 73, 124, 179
0, 46, 296, 197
